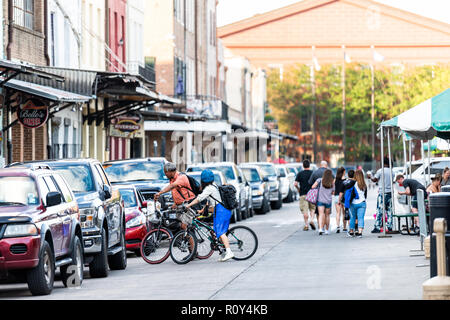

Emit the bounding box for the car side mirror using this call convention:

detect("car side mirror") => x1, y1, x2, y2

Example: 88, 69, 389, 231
263, 177, 269, 182
103, 184, 112, 200
46, 191, 62, 207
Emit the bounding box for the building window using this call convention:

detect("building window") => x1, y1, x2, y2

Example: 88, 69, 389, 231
13, 0, 34, 30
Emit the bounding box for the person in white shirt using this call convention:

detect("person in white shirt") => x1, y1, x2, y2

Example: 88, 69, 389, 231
185, 170, 234, 262
349, 170, 368, 238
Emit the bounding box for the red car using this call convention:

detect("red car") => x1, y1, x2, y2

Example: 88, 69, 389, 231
117, 185, 149, 256
0, 166, 83, 296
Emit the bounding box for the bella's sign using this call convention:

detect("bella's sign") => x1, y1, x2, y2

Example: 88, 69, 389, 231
17, 99, 49, 129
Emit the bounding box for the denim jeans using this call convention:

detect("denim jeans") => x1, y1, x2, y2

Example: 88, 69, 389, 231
350, 202, 367, 230
374, 192, 393, 230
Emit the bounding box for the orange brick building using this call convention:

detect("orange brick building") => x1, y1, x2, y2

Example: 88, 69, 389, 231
218, 0, 450, 164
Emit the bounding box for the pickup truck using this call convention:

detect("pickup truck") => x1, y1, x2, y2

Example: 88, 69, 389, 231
8, 160, 127, 278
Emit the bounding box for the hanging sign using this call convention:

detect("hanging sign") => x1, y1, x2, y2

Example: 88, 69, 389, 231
17, 98, 49, 129
110, 114, 144, 139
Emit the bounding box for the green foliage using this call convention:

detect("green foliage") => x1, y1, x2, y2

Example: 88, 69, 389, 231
267, 63, 450, 162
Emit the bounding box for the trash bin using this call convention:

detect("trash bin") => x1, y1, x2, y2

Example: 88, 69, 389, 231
428, 192, 450, 278
442, 185, 450, 192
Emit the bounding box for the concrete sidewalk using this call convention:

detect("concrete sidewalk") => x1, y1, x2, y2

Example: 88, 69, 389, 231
211, 190, 430, 300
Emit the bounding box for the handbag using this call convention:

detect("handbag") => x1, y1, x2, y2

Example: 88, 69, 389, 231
305, 181, 321, 205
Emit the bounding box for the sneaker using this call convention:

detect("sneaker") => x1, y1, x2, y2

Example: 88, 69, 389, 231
371, 228, 381, 234
325, 229, 330, 235
343, 228, 348, 232
309, 222, 316, 230
318, 229, 324, 235
219, 250, 234, 262
356, 233, 363, 238
303, 225, 309, 231
347, 231, 354, 238
336, 227, 341, 234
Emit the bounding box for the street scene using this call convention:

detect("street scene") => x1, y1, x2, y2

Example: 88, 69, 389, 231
0, 0, 449, 304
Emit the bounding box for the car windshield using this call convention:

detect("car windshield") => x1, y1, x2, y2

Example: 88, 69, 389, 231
276, 168, 286, 177
259, 164, 277, 177
119, 189, 138, 208
50, 164, 95, 193
0, 176, 39, 206
242, 168, 261, 182
188, 173, 222, 186
104, 162, 167, 183
201, 166, 236, 181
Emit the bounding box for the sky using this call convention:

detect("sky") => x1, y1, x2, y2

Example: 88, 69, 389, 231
217, 0, 450, 27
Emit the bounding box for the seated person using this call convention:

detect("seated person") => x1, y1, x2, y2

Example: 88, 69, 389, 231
427, 174, 442, 194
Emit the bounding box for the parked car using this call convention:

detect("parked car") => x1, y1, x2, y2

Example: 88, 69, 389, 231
240, 164, 270, 214
186, 162, 249, 222
116, 185, 149, 256
408, 157, 450, 186
0, 166, 83, 296
246, 162, 283, 210
8, 160, 127, 278
238, 166, 254, 219
103, 158, 173, 209
276, 165, 296, 203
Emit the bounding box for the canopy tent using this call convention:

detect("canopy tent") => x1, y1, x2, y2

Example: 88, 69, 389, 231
381, 88, 450, 140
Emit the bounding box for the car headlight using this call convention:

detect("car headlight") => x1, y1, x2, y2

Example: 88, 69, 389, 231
252, 189, 263, 196
4, 224, 38, 238
126, 214, 146, 229
80, 208, 96, 229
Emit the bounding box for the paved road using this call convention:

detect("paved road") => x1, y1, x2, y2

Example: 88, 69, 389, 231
0, 189, 429, 300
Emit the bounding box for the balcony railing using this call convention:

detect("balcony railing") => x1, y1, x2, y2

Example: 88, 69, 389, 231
127, 61, 156, 88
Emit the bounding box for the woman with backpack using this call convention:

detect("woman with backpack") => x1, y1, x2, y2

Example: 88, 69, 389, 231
348, 170, 368, 238
311, 169, 335, 235
185, 169, 235, 262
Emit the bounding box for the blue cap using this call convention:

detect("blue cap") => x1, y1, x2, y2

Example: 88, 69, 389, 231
201, 170, 215, 184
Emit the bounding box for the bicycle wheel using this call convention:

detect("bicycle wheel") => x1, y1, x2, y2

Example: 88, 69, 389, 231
194, 225, 214, 260
140, 228, 173, 265
227, 226, 258, 260
170, 230, 198, 265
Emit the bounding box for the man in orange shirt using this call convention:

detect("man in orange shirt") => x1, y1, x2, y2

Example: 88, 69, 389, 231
154, 163, 196, 227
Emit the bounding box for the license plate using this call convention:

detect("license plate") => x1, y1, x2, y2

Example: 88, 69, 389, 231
169, 214, 177, 219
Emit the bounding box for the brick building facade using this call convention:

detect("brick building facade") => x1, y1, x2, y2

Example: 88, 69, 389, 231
3, 0, 48, 163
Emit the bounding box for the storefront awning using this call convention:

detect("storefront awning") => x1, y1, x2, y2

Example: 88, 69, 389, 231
3, 78, 91, 103
0, 59, 65, 85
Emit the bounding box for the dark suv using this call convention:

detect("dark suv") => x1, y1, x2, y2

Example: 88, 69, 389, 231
8, 160, 127, 278
0, 166, 83, 296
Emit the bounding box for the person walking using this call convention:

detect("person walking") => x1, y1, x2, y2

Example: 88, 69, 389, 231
311, 169, 335, 235
185, 170, 234, 262
333, 167, 346, 233
349, 170, 368, 238
341, 169, 356, 232
441, 167, 450, 186
368, 158, 395, 234
308, 160, 329, 186
295, 160, 316, 231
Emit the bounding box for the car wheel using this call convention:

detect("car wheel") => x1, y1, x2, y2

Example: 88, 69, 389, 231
108, 223, 127, 270
284, 189, 294, 203
89, 227, 109, 278
61, 236, 84, 288
26, 240, 55, 296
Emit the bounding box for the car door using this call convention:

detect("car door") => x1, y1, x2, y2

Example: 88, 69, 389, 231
37, 175, 64, 256
52, 173, 76, 255
94, 163, 121, 247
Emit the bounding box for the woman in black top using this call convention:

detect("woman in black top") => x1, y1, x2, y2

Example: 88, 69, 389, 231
334, 167, 345, 233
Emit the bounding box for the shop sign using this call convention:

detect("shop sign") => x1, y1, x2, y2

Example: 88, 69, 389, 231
17, 99, 49, 129
110, 115, 144, 139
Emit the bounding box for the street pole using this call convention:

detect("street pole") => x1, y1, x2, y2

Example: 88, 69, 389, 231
371, 63, 376, 172
342, 45, 346, 163
311, 47, 317, 162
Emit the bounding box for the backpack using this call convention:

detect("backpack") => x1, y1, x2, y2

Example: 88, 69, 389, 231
344, 185, 358, 209
177, 174, 202, 199
213, 184, 238, 211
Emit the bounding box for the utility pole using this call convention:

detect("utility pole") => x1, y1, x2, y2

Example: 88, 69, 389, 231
342, 45, 347, 163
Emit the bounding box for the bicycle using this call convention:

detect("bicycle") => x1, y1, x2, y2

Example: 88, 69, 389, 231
169, 206, 258, 264
140, 201, 175, 264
